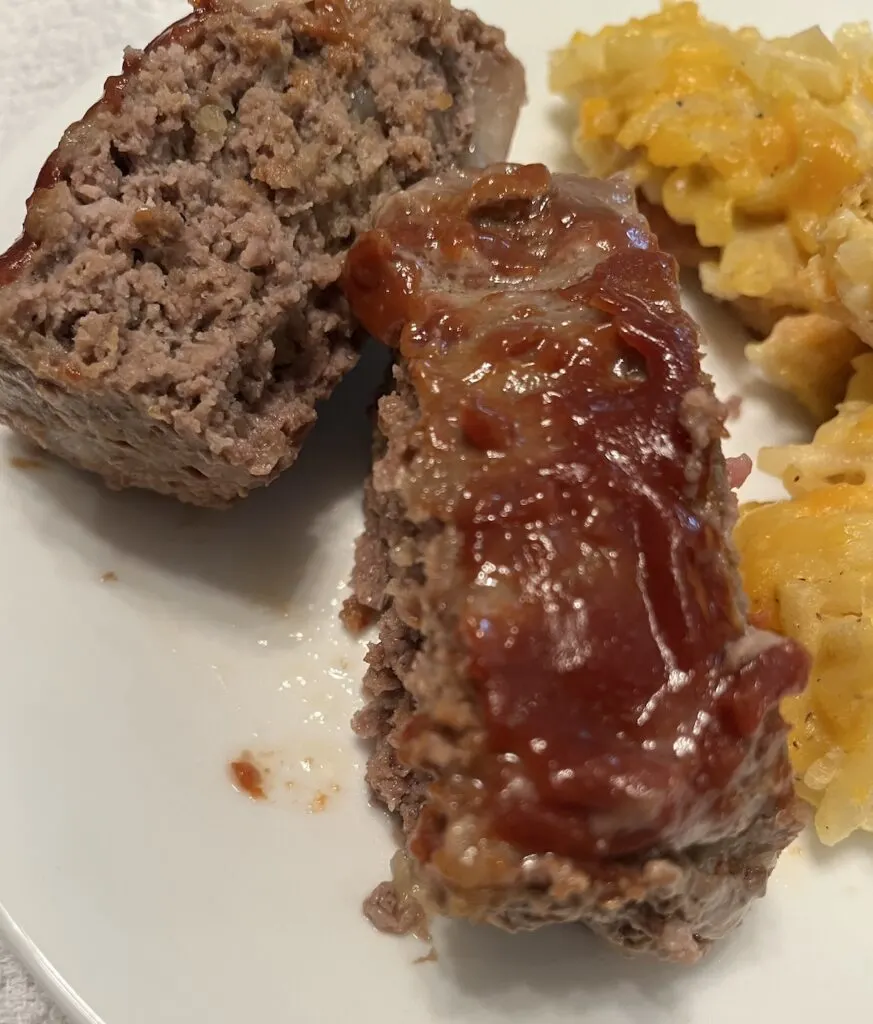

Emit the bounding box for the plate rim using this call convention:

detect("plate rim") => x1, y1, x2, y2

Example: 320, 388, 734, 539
0, 896, 103, 1024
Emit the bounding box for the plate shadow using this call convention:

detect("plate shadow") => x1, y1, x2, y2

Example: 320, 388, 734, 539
3, 340, 390, 611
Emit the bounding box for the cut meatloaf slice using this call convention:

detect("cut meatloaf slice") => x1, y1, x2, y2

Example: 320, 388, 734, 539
342, 165, 810, 961
0, 0, 524, 506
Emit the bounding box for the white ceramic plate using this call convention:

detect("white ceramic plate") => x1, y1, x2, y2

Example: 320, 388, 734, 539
0, 2, 870, 1022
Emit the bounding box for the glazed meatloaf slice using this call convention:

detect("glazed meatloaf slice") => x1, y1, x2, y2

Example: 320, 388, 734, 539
341, 164, 811, 961
0, 0, 524, 505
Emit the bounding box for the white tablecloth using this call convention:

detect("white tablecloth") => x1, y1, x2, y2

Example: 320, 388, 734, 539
0, 3, 188, 1020
0, 946, 66, 1024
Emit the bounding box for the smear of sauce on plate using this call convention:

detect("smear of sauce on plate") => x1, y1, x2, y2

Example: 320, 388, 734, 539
228, 745, 348, 806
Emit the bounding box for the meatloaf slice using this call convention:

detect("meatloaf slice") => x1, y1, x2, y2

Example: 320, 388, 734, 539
0, 0, 524, 506
341, 164, 810, 961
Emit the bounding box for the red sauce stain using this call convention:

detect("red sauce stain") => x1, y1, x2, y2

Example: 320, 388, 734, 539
230, 759, 266, 801
0, 235, 40, 287
100, 571, 119, 584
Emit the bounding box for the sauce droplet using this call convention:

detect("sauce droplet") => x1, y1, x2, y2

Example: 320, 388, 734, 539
230, 759, 266, 801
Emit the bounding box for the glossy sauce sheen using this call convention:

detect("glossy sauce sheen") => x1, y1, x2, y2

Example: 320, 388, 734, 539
344, 165, 808, 863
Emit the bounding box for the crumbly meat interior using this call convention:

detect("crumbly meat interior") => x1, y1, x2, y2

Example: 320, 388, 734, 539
0, 0, 510, 504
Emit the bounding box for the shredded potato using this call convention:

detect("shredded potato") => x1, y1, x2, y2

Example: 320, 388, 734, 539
550, 1, 873, 347
736, 355, 873, 843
